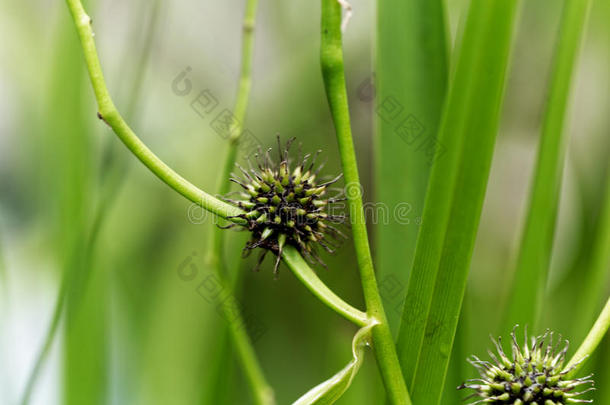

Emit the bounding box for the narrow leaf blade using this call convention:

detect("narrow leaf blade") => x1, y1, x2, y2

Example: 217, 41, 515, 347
504, 0, 593, 332
395, 0, 519, 402
374, 0, 448, 335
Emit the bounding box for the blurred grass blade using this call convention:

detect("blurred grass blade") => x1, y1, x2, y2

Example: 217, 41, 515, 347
35, 4, 98, 404
395, 0, 519, 402
504, 0, 593, 332
65, 244, 108, 405
374, 0, 448, 335
49, 6, 104, 402
20, 1, 162, 403
65, 0, 163, 399
0, 223, 7, 317
292, 322, 375, 405
0, 223, 5, 288
201, 327, 235, 404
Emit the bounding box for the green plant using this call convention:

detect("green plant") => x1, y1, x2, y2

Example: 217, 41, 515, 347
64, 0, 408, 402
17, 0, 607, 404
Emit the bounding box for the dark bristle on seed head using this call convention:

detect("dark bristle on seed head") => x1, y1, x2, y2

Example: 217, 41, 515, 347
458, 326, 595, 405
224, 136, 348, 277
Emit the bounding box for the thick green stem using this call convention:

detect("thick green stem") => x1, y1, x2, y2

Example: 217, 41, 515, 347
566, 296, 610, 375
320, 1, 411, 404
65, 0, 243, 222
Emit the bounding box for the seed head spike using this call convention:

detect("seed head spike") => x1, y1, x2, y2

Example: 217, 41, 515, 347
252, 250, 267, 272
308, 149, 322, 172
276, 134, 283, 162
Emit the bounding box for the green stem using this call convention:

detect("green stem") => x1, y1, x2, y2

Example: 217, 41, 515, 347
218, 279, 275, 405
213, 0, 258, 201
230, 0, 257, 142
282, 246, 369, 327
566, 296, 610, 375
65, 0, 243, 222
320, 2, 411, 404
208, 0, 260, 268
204, 1, 275, 404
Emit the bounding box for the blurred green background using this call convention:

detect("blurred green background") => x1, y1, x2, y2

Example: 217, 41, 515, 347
0, 0, 608, 404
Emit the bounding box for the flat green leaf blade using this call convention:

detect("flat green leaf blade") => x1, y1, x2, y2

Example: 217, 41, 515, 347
374, 0, 448, 336
395, 0, 518, 391
395, 0, 519, 402
409, 2, 519, 403
504, 0, 593, 333
292, 322, 375, 405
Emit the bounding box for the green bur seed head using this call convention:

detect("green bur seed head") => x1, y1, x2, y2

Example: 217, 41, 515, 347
225, 137, 347, 276
458, 327, 594, 404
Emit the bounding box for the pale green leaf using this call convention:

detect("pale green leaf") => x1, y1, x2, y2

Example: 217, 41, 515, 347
292, 322, 375, 405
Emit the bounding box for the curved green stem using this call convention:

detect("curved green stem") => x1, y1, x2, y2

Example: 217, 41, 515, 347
566, 296, 610, 375
320, 1, 411, 404
282, 246, 369, 327
65, 0, 244, 222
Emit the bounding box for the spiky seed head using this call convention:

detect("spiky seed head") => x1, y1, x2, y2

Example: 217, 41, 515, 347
458, 327, 594, 404
225, 136, 347, 276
